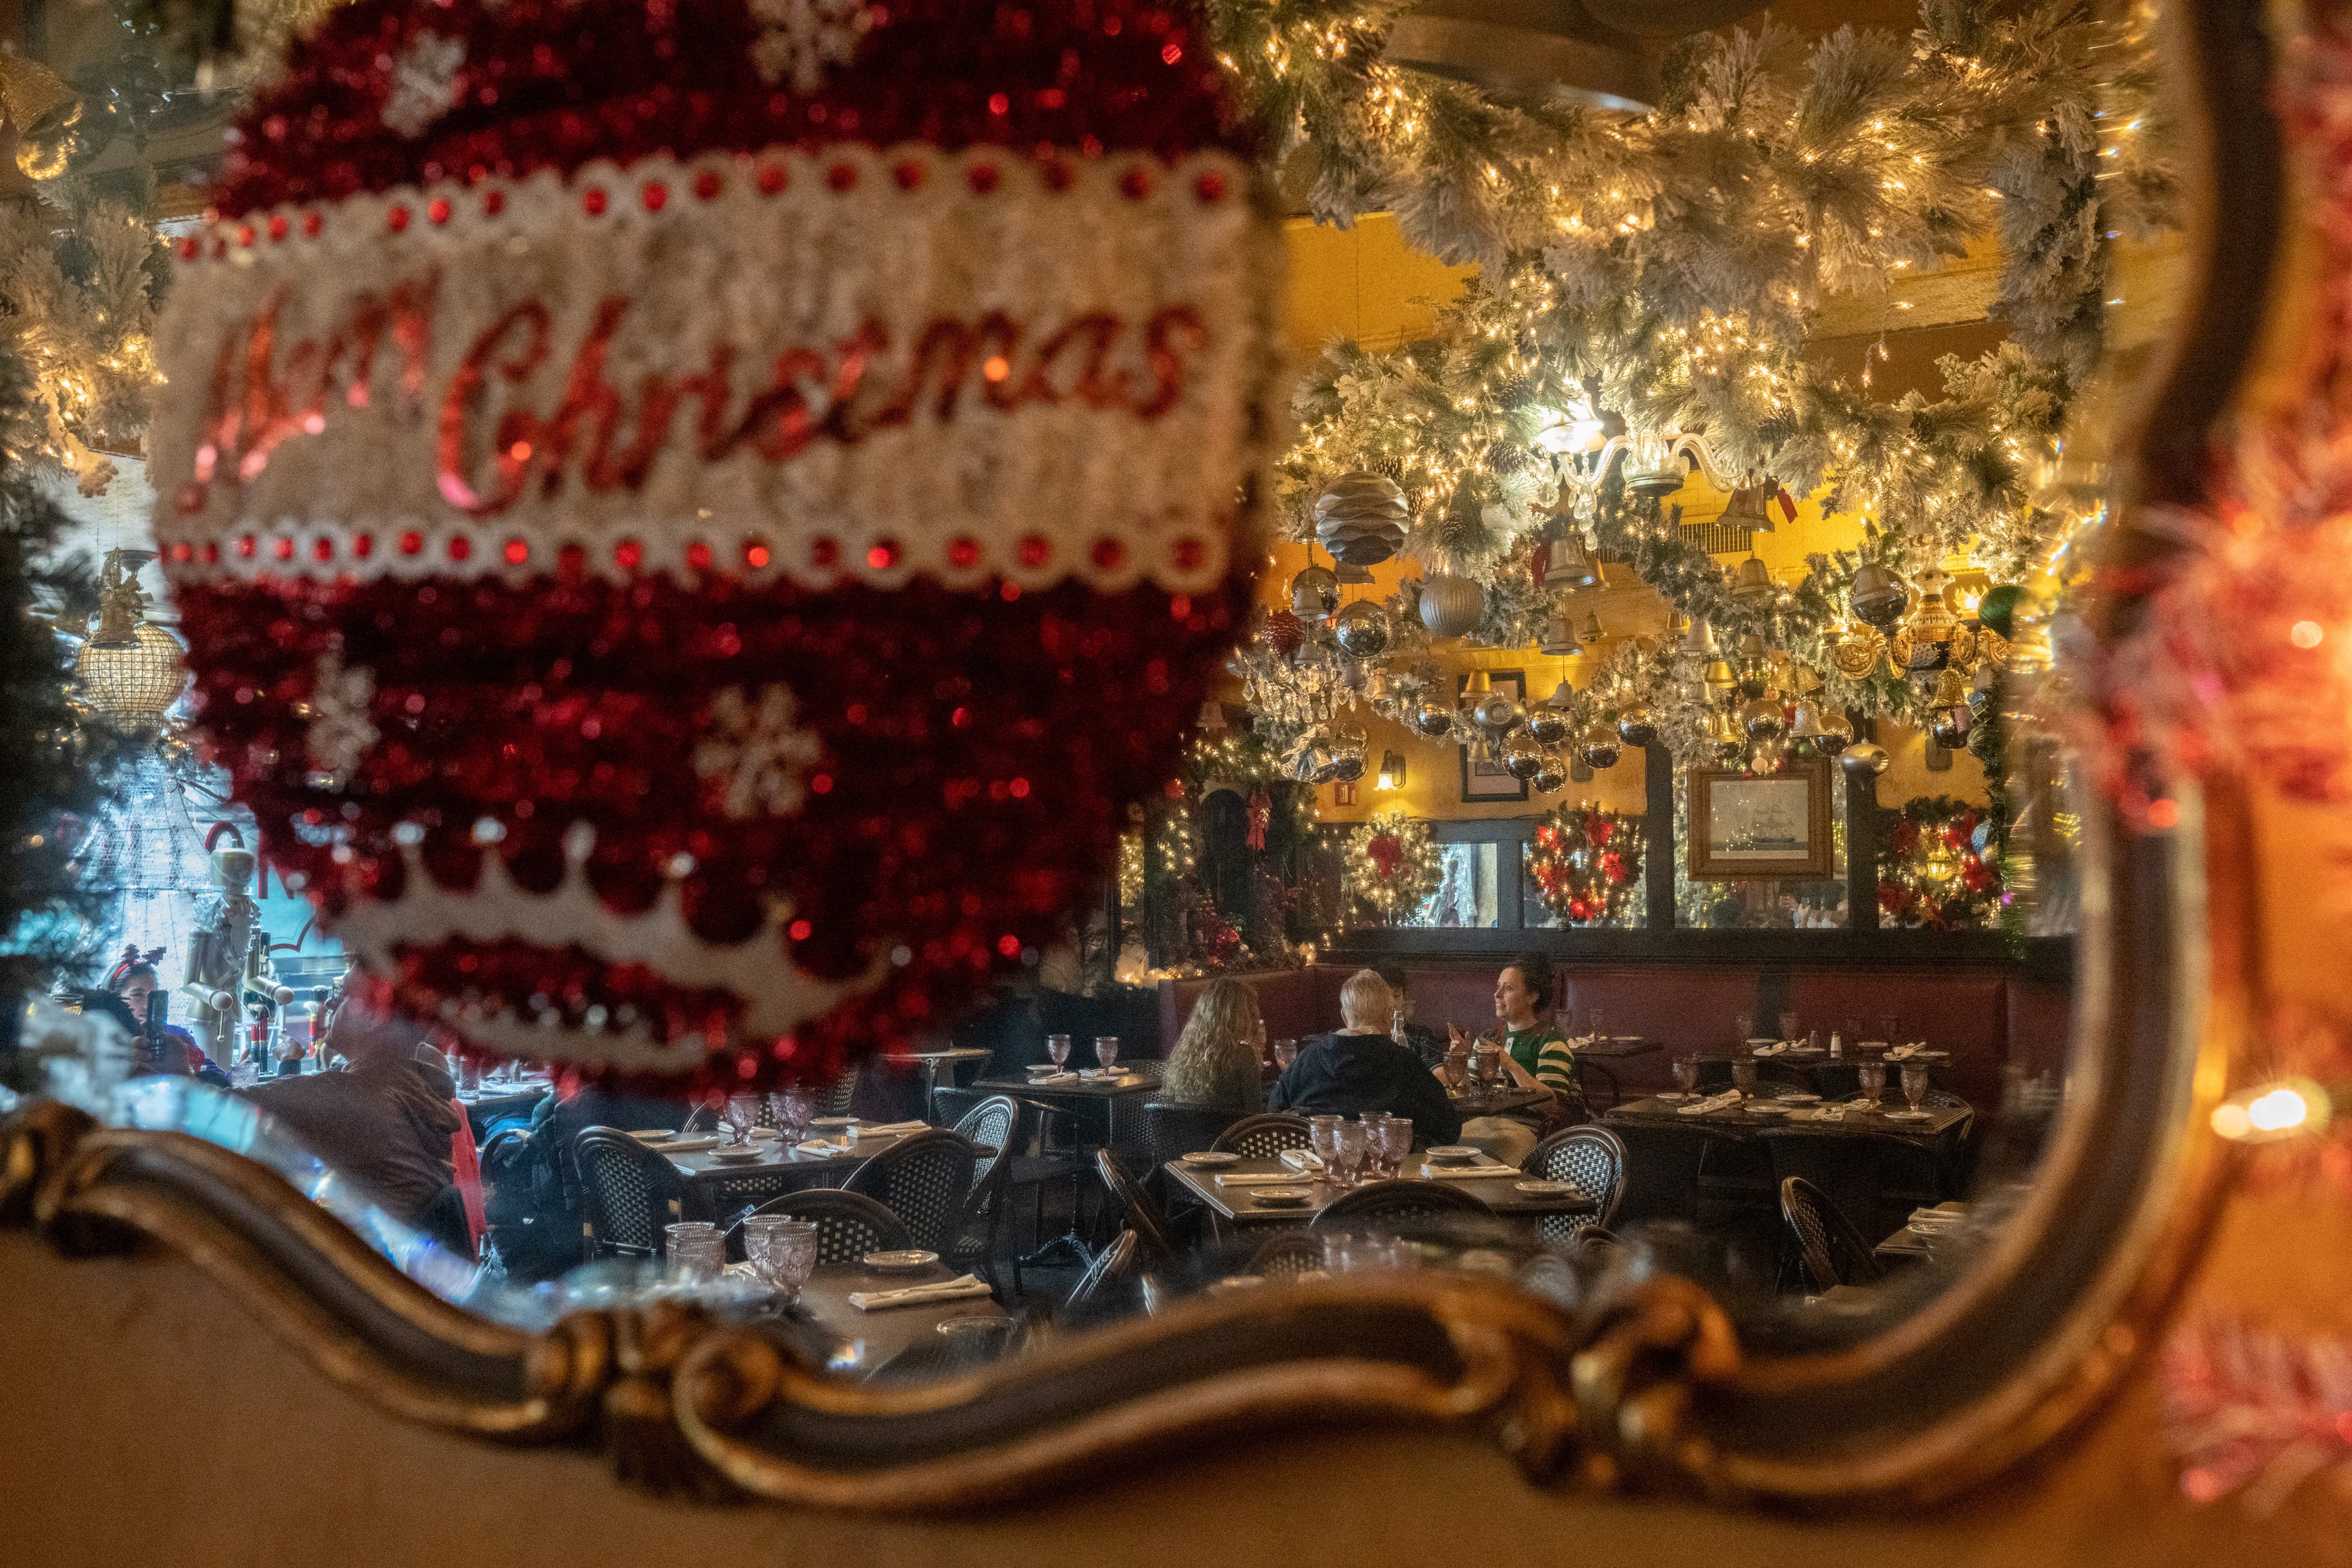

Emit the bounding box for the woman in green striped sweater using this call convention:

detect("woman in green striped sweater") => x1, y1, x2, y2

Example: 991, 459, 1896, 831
1444, 956, 1586, 1161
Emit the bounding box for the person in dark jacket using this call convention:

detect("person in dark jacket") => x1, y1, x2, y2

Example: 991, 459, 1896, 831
1269, 969, 1462, 1146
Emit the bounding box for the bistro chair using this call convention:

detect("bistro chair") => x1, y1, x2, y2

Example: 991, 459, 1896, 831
1211, 1113, 1313, 1160
815, 1069, 861, 1119
1247, 1230, 1326, 1280
1093, 1148, 1184, 1262
844, 1130, 977, 1255
1522, 1125, 1628, 1246
1759, 1125, 1952, 1244
930, 1085, 986, 1129
1312, 1179, 1494, 1233
731, 1188, 912, 1267
1779, 1177, 1884, 1293
1141, 1102, 1242, 1170
1065, 1228, 1137, 1312
942, 1095, 1020, 1290
573, 1127, 686, 1261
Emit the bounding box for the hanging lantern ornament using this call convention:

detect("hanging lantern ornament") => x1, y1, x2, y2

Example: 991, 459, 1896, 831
1616, 706, 1658, 748
1849, 562, 1908, 629
1417, 573, 1487, 638
1289, 563, 1341, 619
1331, 599, 1393, 658
1313, 471, 1411, 569
1841, 741, 1893, 780
1525, 681, 1575, 746
73, 550, 186, 735
1577, 723, 1621, 770
151, 0, 1286, 1089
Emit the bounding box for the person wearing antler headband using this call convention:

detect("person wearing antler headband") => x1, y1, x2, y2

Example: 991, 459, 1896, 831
98, 946, 227, 1086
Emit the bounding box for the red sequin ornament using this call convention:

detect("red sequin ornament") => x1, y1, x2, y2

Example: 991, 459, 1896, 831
156, 0, 1280, 1094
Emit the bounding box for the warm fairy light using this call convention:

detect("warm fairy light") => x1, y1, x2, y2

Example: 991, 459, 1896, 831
2291, 620, 2325, 649
2209, 1079, 2331, 1143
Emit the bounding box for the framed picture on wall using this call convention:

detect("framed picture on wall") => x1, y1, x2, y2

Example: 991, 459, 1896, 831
1687, 762, 1835, 880
1458, 670, 1530, 803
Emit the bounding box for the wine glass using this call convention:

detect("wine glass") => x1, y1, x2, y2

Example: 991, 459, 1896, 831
1672, 1055, 1699, 1096
770, 1087, 816, 1144
1307, 1114, 1345, 1172
1588, 1008, 1606, 1040
1731, 1060, 1758, 1098
1778, 1011, 1801, 1043
744, 1216, 818, 1305
1471, 1044, 1502, 1089
1273, 1038, 1299, 1071
724, 1093, 758, 1147
1858, 1060, 1886, 1109
1877, 1013, 1900, 1046
1734, 1011, 1755, 1045
1902, 1062, 1930, 1115
1046, 1033, 1072, 1069
1094, 1035, 1120, 1073
1370, 1114, 1412, 1179
1328, 1120, 1368, 1188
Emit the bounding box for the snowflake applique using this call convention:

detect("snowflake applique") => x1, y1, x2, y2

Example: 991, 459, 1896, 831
693, 684, 825, 820
381, 32, 468, 140
302, 649, 379, 791
748, 0, 875, 93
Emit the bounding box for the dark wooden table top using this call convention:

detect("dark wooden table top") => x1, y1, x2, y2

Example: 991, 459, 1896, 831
655, 1124, 919, 1181
1446, 1084, 1551, 1118
1605, 1094, 1971, 1142
1570, 1036, 1663, 1060
794, 1260, 1009, 1375
1162, 1155, 1597, 1225
972, 1064, 1164, 1100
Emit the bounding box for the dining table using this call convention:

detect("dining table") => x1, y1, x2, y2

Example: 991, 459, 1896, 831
1446, 1083, 1552, 1120
789, 1259, 1011, 1379
646, 1123, 924, 1224
1566, 1035, 1662, 1110
971, 1062, 1164, 1150
1604, 1092, 1972, 1147
1161, 1154, 1599, 1228
884, 1047, 995, 1112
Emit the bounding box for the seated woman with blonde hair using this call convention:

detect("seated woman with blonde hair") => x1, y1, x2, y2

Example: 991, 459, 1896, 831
1160, 977, 1267, 1115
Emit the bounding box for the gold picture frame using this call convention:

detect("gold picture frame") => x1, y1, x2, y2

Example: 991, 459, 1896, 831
1686, 763, 1835, 881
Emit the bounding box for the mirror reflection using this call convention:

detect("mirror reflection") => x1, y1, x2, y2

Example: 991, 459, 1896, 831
1, 0, 2183, 1395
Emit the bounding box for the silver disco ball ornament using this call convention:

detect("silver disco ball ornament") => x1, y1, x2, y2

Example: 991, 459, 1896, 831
1577, 726, 1622, 769
1313, 471, 1411, 568
1410, 700, 1456, 739
1525, 705, 1573, 747
1929, 705, 1971, 750
1849, 562, 1907, 629
1742, 698, 1787, 741
1532, 753, 1570, 793
1289, 564, 1341, 618
1417, 573, 1486, 638
1331, 599, 1393, 658
1840, 740, 1892, 780
1330, 749, 1368, 783
1502, 732, 1550, 782
1616, 707, 1658, 748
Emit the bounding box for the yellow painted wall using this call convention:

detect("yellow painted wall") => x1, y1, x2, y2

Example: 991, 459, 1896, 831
1282, 214, 1474, 358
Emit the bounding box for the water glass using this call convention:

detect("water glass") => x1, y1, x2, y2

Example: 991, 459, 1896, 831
1471, 1044, 1503, 1089
1858, 1060, 1886, 1109
1672, 1055, 1700, 1096
1046, 1033, 1072, 1069
1273, 1038, 1299, 1070
724, 1093, 760, 1146
770, 1086, 816, 1143
1902, 1063, 1930, 1114
1328, 1121, 1369, 1187
665, 1221, 724, 1284
1588, 1008, 1606, 1039
1778, 1011, 1801, 1042
743, 1216, 818, 1304
1877, 1014, 1900, 1046
1369, 1115, 1413, 1180
1734, 1011, 1755, 1044
1308, 1114, 1345, 1171
1731, 1060, 1758, 1098
1094, 1035, 1120, 1072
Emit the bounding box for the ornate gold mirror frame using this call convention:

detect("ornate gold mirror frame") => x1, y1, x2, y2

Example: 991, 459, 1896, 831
0, 0, 2281, 1514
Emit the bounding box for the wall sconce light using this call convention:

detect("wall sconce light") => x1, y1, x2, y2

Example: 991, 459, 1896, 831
1375, 750, 1406, 791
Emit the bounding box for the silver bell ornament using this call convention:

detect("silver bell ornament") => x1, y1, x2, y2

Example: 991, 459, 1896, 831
1848, 562, 1907, 629
1289, 564, 1341, 618
1331, 599, 1393, 658
1577, 725, 1622, 769
1503, 732, 1550, 782
1417, 573, 1487, 638
1313, 472, 1411, 568
1616, 707, 1659, 748
1840, 740, 1892, 780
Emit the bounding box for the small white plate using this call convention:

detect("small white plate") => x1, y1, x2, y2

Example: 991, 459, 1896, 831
709, 1145, 766, 1162
1655, 1092, 1685, 1103
1251, 1188, 1312, 1208
1779, 1092, 1821, 1105
1514, 1179, 1578, 1196
627, 1129, 674, 1139
1424, 1145, 1480, 1165
1883, 1110, 1936, 1122
1180, 1150, 1240, 1167
862, 1249, 939, 1272
1744, 1103, 1793, 1116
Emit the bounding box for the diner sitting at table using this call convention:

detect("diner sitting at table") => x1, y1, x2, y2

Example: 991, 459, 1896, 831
1443, 956, 1585, 1165
1375, 965, 1449, 1073
1269, 970, 1461, 1146
1159, 977, 1267, 1115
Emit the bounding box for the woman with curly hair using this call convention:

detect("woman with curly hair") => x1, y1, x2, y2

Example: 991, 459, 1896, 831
1160, 977, 1267, 1115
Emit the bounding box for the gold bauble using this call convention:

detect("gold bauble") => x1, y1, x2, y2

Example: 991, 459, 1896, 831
1831, 625, 1884, 680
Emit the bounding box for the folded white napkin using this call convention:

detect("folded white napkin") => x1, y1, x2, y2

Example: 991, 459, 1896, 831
1215, 1170, 1322, 1187
646, 1135, 720, 1153
793, 1137, 855, 1156
1750, 1042, 1785, 1056
1278, 1148, 1324, 1172
1910, 1202, 1969, 1224
847, 1275, 994, 1311
1791, 1105, 1848, 1123
1420, 1160, 1515, 1179
1678, 1091, 1743, 1116
1887, 1043, 1918, 1060
856, 1120, 929, 1138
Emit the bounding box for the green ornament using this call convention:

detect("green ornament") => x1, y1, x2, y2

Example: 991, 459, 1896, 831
1976, 584, 2024, 640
